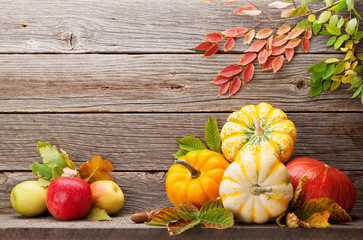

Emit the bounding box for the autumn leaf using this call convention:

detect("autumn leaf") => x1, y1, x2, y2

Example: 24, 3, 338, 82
235, 27, 248, 37
302, 37, 310, 53
238, 53, 257, 65
271, 46, 285, 56
233, 6, 254, 14
203, 43, 219, 57
303, 211, 331, 228
222, 29, 238, 38
272, 55, 284, 73
262, 57, 275, 71
201, 208, 234, 229
224, 38, 235, 51
285, 48, 294, 61
258, 49, 268, 64
256, 28, 273, 39
304, 27, 312, 39
194, 41, 213, 50
272, 35, 288, 47
245, 40, 267, 52
168, 218, 202, 236
204, 32, 223, 43
211, 75, 230, 85
286, 29, 305, 40
218, 64, 242, 77
84, 207, 112, 221
285, 38, 301, 48
147, 208, 185, 226
229, 76, 242, 96
79, 155, 114, 184
242, 10, 262, 16
290, 176, 307, 209
176, 202, 200, 218
243, 63, 254, 83
266, 35, 273, 50
277, 25, 291, 35
286, 212, 300, 228
218, 81, 230, 97
244, 29, 255, 44
269, 1, 293, 9
281, 8, 295, 18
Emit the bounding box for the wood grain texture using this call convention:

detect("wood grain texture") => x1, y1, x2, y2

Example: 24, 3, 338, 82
1, 171, 362, 215
0, 0, 361, 53
1, 54, 362, 113
0, 113, 362, 171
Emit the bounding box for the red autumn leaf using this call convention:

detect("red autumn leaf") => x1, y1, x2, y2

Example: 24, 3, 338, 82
243, 63, 254, 83
271, 46, 285, 56
258, 49, 268, 65
277, 25, 291, 35
218, 81, 230, 97
211, 75, 230, 85
233, 6, 255, 14
203, 43, 219, 57
262, 57, 276, 71
219, 64, 242, 77
304, 27, 312, 40
238, 52, 257, 65
222, 0, 238, 3
235, 27, 248, 37
204, 32, 223, 43
244, 29, 255, 44
285, 38, 301, 48
194, 41, 214, 50
272, 35, 287, 47
256, 28, 273, 39
245, 40, 266, 52
266, 35, 273, 50
222, 29, 238, 38
285, 48, 294, 61
272, 55, 284, 73
302, 37, 310, 53
285, 29, 304, 40
229, 76, 242, 96
224, 38, 235, 52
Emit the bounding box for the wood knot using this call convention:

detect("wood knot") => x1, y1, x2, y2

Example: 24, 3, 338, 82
21, 24, 28, 28
294, 79, 308, 90
69, 33, 78, 49
170, 83, 185, 90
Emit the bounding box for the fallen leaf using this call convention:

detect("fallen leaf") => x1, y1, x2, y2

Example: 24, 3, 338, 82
303, 211, 331, 228
176, 202, 200, 218
244, 29, 255, 44
272, 35, 287, 47
204, 32, 223, 43
224, 38, 235, 51
304, 27, 312, 39
84, 207, 112, 221
238, 53, 257, 65
235, 27, 248, 37
277, 25, 291, 35
222, 29, 238, 38
285, 38, 301, 48
218, 81, 230, 97
266, 35, 274, 50
241, 10, 262, 16
281, 8, 295, 18
168, 218, 201, 236
302, 37, 310, 53
271, 46, 285, 56
233, 6, 254, 14
269, 1, 293, 9
256, 28, 273, 39
218, 64, 242, 77
286, 212, 300, 228
243, 63, 254, 83
290, 176, 307, 209
245, 40, 267, 52
272, 55, 284, 73
258, 49, 268, 64
203, 43, 219, 57
285, 48, 294, 61
262, 57, 275, 71
147, 208, 185, 226
222, 0, 238, 3
286, 29, 304, 40
79, 155, 114, 184
194, 41, 213, 50
211, 75, 230, 85
229, 76, 242, 96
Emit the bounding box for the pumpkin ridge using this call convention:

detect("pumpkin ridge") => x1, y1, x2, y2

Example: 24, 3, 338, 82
259, 158, 282, 185
236, 159, 252, 184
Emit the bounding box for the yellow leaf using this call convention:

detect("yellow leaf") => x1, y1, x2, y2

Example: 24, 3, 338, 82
308, 14, 316, 22
331, 79, 341, 90
286, 213, 300, 228
303, 211, 331, 228
345, 61, 351, 69
79, 155, 114, 183
352, 61, 358, 70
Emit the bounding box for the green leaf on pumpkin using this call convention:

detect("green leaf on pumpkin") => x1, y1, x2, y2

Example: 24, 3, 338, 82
177, 136, 207, 152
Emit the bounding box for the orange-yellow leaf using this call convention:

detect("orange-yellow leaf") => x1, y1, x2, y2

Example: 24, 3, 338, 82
204, 32, 223, 43
272, 35, 287, 47
302, 37, 310, 53
281, 8, 294, 18
271, 46, 285, 56
272, 55, 284, 73
258, 49, 268, 64
224, 38, 235, 52
243, 63, 254, 83
285, 48, 294, 61
256, 28, 273, 39
233, 6, 255, 14
222, 0, 238, 3
238, 53, 257, 65
211, 75, 230, 85
194, 41, 214, 50
285, 38, 301, 48
229, 76, 242, 96
244, 29, 255, 44
222, 29, 238, 38
245, 40, 266, 52
203, 43, 219, 57
277, 25, 291, 35
286, 29, 304, 40
79, 156, 114, 184
262, 57, 275, 71
219, 64, 242, 77
303, 211, 331, 228
235, 27, 248, 37
218, 81, 230, 97
266, 35, 273, 51
304, 27, 312, 40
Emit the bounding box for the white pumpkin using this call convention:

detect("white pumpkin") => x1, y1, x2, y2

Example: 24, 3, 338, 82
219, 150, 293, 223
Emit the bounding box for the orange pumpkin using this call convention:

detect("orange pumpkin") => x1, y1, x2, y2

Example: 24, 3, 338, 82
166, 149, 229, 208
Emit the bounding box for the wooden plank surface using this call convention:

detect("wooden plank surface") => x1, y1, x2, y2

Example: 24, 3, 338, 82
1, 54, 362, 113
0, 0, 361, 54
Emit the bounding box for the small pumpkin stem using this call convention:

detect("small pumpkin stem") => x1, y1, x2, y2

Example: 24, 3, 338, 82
253, 117, 264, 136
175, 160, 201, 179
250, 185, 272, 195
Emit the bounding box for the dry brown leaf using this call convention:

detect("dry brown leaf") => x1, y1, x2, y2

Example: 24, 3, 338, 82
79, 155, 114, 183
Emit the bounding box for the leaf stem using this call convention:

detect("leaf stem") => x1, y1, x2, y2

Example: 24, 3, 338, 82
175, 160, 201, 179
292, 0, 296, 8
244, 0, 271, 21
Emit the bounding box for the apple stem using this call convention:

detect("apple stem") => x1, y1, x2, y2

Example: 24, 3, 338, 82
174, 160, 201, 179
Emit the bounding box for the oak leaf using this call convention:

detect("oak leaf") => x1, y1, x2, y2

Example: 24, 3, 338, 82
79, 155, 114, 184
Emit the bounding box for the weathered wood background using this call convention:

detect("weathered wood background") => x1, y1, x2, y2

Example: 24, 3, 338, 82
0, 0, 362, 239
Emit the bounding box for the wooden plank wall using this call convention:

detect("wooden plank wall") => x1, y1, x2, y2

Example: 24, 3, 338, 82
0, 0, 362, 218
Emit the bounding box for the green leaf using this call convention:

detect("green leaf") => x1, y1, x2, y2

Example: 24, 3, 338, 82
177, 136, 207, 152
204, 116, 221, 154
310, 83, 323, 97
332, 0, 347, 13
337, 17, 345, 28
172, 149, 189, 159
294, 20, 307, 30
201, 208, 234, 229
323, 64, 335, 79
325, 0, 334, 7
354, 31, 363, 40
323, 79, 332, 91
347, 18, 358, 35
84, 207, 112, 221
168, 218, 201, 236
331, 79, 341, 90
325, 58, 339, 64
200, 199, 223, 216
314, 62, 327, 72
334, 35, 350, 49
361, 90, 363, 104
327, 36, 337, 46
147, 208, 184, 226
351, 76, 362, 87
30, 162, 52, 180
295, 197, 352, 223
353, 8, 362, 20
324, 24, 341, 35
320, 30, 333, 36
329, 15, 339, 26
307, 64, 316, 73
176, 202, 200, 219
354, 65, 363, 74
318, 11, 331, 24
334, 62, 345, 74
312, 71, 323, 83
38, 178, 51, 187
357, 53, 363, 60
352, 85, 363, 98
313, 21, 322, 35
346, 0, 354, 11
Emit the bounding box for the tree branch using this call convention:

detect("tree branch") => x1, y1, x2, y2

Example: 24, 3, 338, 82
244, 0, 271, 21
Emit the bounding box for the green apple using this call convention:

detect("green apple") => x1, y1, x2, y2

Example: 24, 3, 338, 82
10, 181, 47, 217
90, 180, 124, 214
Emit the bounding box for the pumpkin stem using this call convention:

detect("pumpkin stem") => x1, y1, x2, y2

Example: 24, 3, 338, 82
250, 185, 272, 195
175, 160, 201, 179
253, 117, 264, 136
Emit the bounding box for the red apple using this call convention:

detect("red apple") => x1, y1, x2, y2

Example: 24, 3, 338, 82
46, 177, 92, 220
